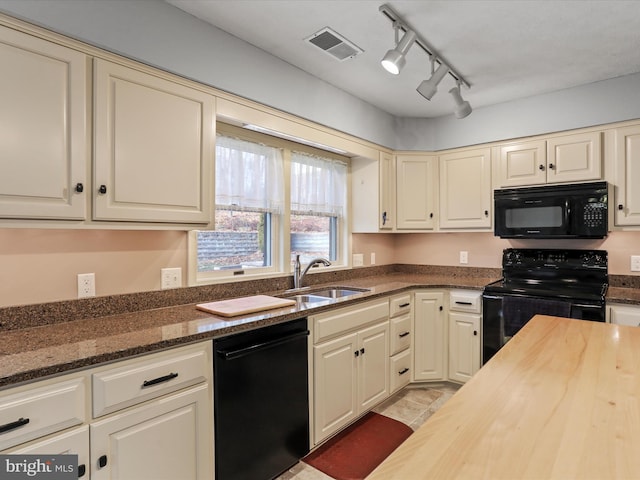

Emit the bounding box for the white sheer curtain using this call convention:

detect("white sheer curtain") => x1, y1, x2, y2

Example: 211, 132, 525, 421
215, 135, 284, 212
291, 151, 347, 216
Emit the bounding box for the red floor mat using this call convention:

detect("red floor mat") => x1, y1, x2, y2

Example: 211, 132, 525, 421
304, 412, 413, 480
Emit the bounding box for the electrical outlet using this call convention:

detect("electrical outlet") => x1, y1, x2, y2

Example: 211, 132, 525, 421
370, 252, 376, 265
352, 253, 364, 267
161, 267, 182, 289
631, 255, 640, 272
77, 273, 96, 298
459, 251, 469, 264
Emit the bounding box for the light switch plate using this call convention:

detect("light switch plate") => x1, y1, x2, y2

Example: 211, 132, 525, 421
631, 255, 640, 272
352, 253, 364, 267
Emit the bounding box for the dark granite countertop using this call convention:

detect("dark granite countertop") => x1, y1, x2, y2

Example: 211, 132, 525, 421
0, 265, 637, 390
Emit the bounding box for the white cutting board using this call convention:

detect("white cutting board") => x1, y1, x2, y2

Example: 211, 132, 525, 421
196, 295, 296, 317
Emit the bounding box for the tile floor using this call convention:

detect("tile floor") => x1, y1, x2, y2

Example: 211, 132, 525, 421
277, 383, 460, 480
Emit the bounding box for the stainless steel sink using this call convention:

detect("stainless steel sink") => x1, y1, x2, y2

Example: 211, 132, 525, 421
309, 288, 369, 299
288, 294, 331, 303
283, 286, 370, 305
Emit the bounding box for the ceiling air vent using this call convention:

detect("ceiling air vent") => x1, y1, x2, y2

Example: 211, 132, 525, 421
305, 27, 363, 61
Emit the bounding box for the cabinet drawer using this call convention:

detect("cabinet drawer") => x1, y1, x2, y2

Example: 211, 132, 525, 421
0, 377, 86, 451
389, 349, 411, 393
390, 293, 412, 318
389, 314, 411, 355
93, 344, 210, 417
449, 290, 482, 313
313, 299, 389, 344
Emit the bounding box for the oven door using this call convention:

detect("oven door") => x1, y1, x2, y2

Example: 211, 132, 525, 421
494, 195, 570, 238
482, 292, 605, 365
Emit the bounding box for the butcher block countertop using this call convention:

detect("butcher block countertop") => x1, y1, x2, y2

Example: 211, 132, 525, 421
369, 315, 640, 480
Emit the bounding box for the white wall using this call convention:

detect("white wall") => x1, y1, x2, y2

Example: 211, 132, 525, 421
2, 0, 640, 151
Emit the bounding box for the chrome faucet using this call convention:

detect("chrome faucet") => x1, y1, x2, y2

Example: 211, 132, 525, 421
294, 254, 331, 289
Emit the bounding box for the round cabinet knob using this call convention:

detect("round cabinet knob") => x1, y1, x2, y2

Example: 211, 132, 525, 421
619, 204, 624, 210
98, 185, 107, 195
484, 210, 489, 217
548, 163, 555, 170
539, 164, 546, 171
74, 183, 84, 193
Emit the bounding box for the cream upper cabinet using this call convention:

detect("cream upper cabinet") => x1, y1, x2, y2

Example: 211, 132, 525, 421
396, 154, 437, 230
614, 124, 640, 226
439, 147, 491, 229
498, 140, 547, 187
351, 151, 395, 232
498, 132, 602, 187
93, 59, 214, 224
0, 25, 89, 220
379, 151, 396, 230
547, 132, 602, 183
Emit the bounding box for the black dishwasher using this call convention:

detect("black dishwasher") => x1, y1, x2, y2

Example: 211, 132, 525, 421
213, 318, 310, 480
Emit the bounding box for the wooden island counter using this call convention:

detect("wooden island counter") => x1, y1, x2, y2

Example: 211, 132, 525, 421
369, 315, 640, 479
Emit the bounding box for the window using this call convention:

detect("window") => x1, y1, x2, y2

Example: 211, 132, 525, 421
290, 151, 347, 264
195, 135, 283, 276
190, 124, 349, 285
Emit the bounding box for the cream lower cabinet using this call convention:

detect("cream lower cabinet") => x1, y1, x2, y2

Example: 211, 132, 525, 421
413, 291, 446, 381
90, 384, 211, 480
438, 148, 491, 229
608, 303, 640, 327
0, 24, 89, 220
312, 299, 389, 445
389, 293, 412, 393
93, 58, 214, 224
448, 290, 482, 384
0, 342, 213, 480
614, 124, 640, 226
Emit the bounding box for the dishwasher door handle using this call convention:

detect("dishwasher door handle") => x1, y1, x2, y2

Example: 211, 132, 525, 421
217, 330, 309, 360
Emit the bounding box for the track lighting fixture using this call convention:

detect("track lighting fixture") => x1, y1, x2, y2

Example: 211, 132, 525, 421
417, 59, 450, 100
379, 3, 472, 118
380, 25, 416, 75
449, 83, 472, 119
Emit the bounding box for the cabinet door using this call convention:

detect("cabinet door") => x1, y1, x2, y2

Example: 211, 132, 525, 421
396, 154, 437, 230
413, 291, 446, 381
90, 384, 213, 480
614, 125, 640, 226
313, 332, 358, 444
547, 132, 602, 184
0, 26, 88, 220
448, 311, 481, 383
379, 151, 396, 229
5, 426, 90, 478
439, 148, 491, 229
609, 304, 640, 327
498, 141, 547, 187
93, 59, 214, 224
357, 322, 389, 412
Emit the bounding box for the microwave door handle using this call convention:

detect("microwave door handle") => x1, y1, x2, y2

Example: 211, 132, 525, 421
565, 200, 571, 226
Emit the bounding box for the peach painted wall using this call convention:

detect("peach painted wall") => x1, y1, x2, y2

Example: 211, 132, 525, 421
2, 229, 638, 308
0, 229, 187, 308
393, 231, 640, 275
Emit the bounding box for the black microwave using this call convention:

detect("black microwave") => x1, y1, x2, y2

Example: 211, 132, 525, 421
494, 181, 608, 239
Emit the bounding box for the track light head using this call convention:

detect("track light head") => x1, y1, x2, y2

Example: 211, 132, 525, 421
417, 62, 450, 100
449, 85, 472, 119
381, 29, 416, 75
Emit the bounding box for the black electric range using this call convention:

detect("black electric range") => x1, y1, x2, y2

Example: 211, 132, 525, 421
482, 248, 608, 364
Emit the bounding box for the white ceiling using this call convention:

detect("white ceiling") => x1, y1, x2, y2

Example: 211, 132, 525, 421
166, 0, 640, 118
